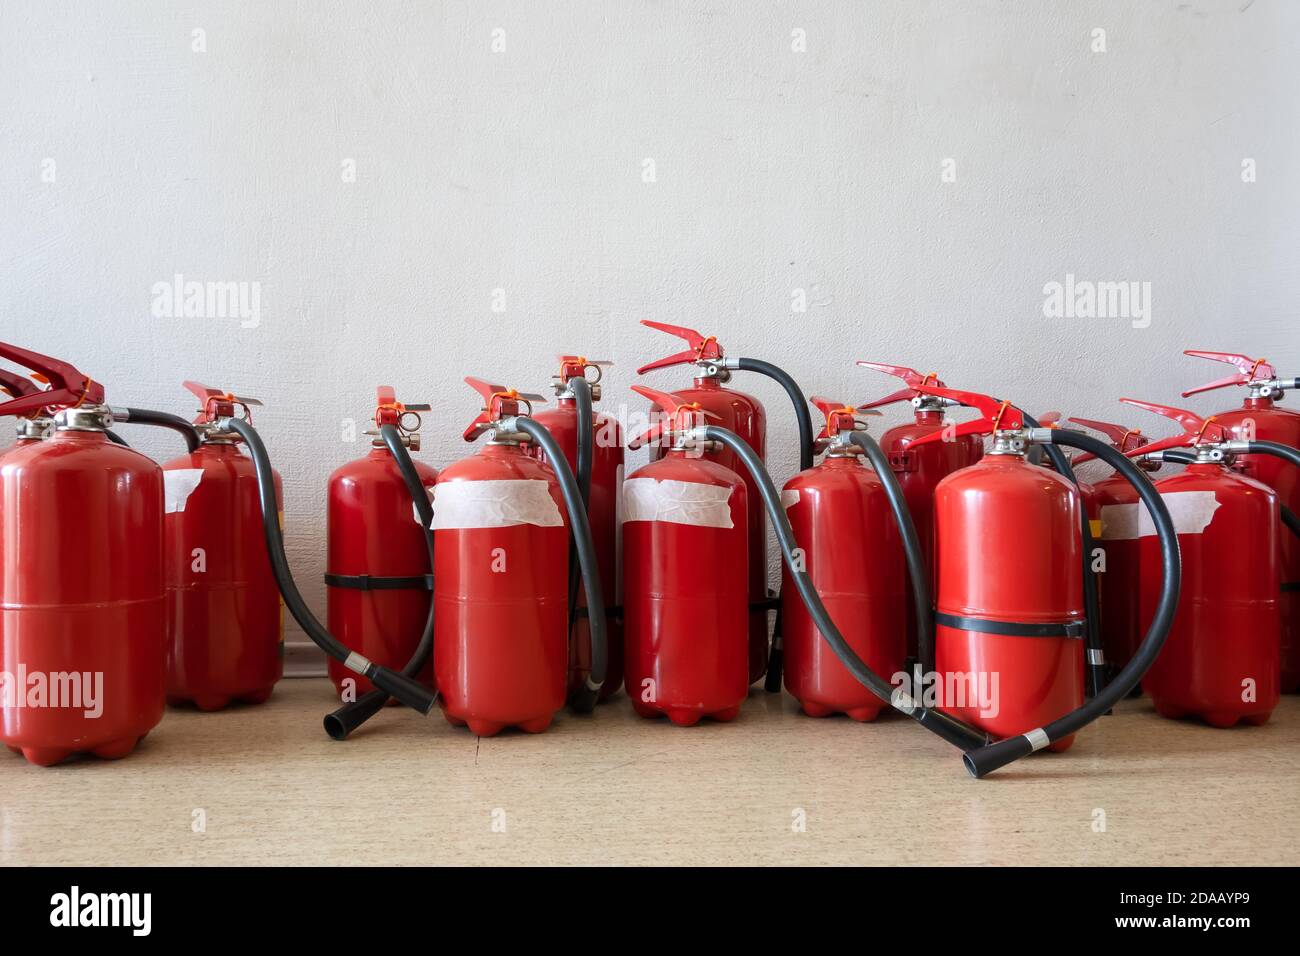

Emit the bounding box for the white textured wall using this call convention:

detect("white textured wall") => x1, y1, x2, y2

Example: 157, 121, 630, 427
3, 1, 1297, 664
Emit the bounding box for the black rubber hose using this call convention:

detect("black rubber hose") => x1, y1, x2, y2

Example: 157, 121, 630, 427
848, 431, 935, 681
734, 357, 814, 691
565, 377, 595, 644
1282, 505, 1300, 541
961, 430, 1181, 778
114, 407, 201, 452
1021, 412, 1106, 700
734, 358, 815, 472
323, 424, 437, 740
516, 416, 607, 713
220, 416, 437, 715
105, 430, 130, 447
1245, 440, 1300, 471
704, 424, 990, 753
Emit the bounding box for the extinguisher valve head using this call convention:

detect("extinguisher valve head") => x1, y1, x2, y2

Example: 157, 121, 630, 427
636, 321, 727, 377
1119, 398, 1230, 457
553, 355, 610, 398
627, 384, 721, 450
1181, 350, 1286, 398
463, 377, 547, 442
52, 404, 114, 433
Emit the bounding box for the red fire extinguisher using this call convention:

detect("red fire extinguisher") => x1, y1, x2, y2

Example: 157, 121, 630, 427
0, 342, 166, 765
325, 387, 437, 702
160, 383, 284, 711
856, 363, 983, 661
780, 398, 906, 720
1181, 350, 1300, 692
435, 377, 609, 735
0, 369, 53, 451
1067, 417, 1159, 677
528, 355, 624, 701
623, 384, 749, 725
907, 384, 1089, 751
1122, 398, 1282, 726
638, 322, 818, 686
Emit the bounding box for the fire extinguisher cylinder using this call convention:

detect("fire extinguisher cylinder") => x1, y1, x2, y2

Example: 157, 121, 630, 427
962, 429, 1181, 778
701, 423, 991, 752
323, 421, 437, 740
515, 414, 609, 711
221, 416, 439, 716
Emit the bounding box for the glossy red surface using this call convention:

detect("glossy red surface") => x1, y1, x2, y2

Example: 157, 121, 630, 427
1091, 471, 1144, 674
326, 447, 437, 698
781, 456, 905, 719
933, 453, 1085, 750
433, 443, 568, 736
1212, 398, 1300, 691
163, 443, 284, 710
623, 450, 749, 725
529, 397, 624, 699
651, 377, 768, 683
0, 430, 166, 765
878, 410, 983, 658
1139, 463, 1279, 726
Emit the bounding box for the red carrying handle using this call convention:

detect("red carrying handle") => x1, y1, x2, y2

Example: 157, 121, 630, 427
1182, 350, 1277, 397
556, 355, 611, 384
0, 368, 45, 410
636, 321, 725, 375
856, 362, 947, 409
183, 380, 264, 425
810, 396, 860, 440
370, 385, 430, 429
462, 376, 546, 441
0, 341, 102, 418
1118, 398, 1228, 456
1068, 417, 1150, 461
908, 383, 1022, 447
626, 383, 719, 449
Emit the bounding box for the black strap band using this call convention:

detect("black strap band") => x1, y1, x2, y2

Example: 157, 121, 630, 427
935, 611, 1086, 639
1282, 582, 1300, 593
324, 573, 433, 592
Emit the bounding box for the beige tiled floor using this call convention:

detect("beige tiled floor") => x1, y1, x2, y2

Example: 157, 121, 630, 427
2, 678, 1296, 866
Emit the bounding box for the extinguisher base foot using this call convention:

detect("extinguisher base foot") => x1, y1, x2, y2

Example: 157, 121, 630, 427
20, 746, 74, 767
92, 736, 143, 760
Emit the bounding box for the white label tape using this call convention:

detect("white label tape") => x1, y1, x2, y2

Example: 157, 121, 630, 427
163, 468, 204, 514
622, 477, 734, 529
431, 479, 563, 530
1098, 490, 1220, 540
411, 486, 435, 527
781, 488, 800, 510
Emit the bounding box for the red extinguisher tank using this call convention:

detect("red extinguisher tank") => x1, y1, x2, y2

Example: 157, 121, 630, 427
637, 322, 768, 684
623, 385, 749, 725
528, 356, 624, 701
781, 399, 905, 720
857, 364, 983, 660
1182, 350, 1300, 692
0, 344, 165, 765
914, 384, 1085, 751
326, 388, 437, 700
1068, 418, 1159, 676
1123, 398, 1280, 726
162, 383, 284, 710
433, 379, 569, 736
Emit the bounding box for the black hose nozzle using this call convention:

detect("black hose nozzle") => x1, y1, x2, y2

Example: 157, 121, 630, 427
323, 690, 390, 741
369, 666, 438, 715
962, 735, 1036, 779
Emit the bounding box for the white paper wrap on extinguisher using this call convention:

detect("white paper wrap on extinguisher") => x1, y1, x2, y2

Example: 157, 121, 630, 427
1099, 490, 1221, 540
430, 478, 563, 529
621, 477, 734, 529
163, 468, 205, 514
